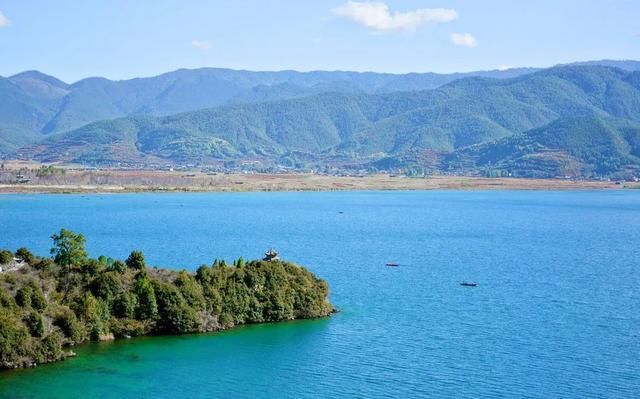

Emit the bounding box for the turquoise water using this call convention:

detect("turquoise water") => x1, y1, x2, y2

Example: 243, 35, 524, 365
0, 191, 639, 398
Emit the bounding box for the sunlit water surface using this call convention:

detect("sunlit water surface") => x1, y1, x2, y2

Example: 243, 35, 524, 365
0, 191, 638, 398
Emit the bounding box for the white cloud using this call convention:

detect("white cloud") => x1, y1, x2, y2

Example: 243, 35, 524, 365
451, 32, 477, 47
332, 1, 457, 33
0, 10, 10, 27
498, 65, 514, 71
191, 40, 212, 50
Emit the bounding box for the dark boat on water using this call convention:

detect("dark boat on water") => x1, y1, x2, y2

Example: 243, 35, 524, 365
385, 262, 399, 267
460, 282, 478, 287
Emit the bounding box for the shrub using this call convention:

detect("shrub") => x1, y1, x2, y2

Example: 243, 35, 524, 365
126, 251, 146, 270
25, 312, 45, 337
0, 250, 13, 265
109, 260, 127, 273
15, 286, 33, 308
134, 275, 158, 320
35, 331, 64, 363
15, 248, 35, 264
113, 292, 138, 319
53, 307, 85, 345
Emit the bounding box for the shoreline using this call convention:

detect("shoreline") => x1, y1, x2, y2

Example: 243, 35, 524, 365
0, 236, 334, 371
0, 173, 635, 194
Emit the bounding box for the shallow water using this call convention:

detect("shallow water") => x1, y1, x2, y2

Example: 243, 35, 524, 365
0, 191, 639, 398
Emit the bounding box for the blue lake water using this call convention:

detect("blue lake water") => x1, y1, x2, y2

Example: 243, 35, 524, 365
0, 191, 639, 398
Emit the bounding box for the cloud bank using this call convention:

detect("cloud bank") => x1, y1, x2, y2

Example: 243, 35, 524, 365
0, 10, 10, 27
191, 40, 212, 50
332, 1, 457, 32
451, 32, 477, 47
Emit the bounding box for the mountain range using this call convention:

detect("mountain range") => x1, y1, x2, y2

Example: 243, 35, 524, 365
2, 60, 640, 178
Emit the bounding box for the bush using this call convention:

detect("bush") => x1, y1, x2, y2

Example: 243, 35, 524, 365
109, 318, 147, 338
28, 282, 48, 311
53, 307, 85, 345
90, 272, 122, 301
81, 258, 101, 276
109, 260, 127, 273
134, 275, 158, 320
113, 292, 138, 319
35, 331, 64, 363
25, 312, 45, 337
0, 309, 30, 365
0, 250, 13, 265
15, 248, 35, 264
126, 251, 146, 270
32, 258, 55, 271
15, 286, 33, 308
0, 230, 334, 370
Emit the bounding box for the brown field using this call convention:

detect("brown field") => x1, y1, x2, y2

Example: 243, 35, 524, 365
0, 163, 635, 193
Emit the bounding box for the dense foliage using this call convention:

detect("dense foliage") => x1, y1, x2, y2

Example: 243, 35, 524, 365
10, 65, 640, 178
0, 229, 333, 370
0, 65, 547, 153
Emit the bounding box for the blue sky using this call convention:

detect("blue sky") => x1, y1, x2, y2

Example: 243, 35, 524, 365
0, 0, 638, 82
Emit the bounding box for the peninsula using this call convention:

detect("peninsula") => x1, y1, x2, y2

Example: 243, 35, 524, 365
0, 230, 334, 370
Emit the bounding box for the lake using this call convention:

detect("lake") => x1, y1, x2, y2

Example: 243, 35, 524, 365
0, 191, 639, 398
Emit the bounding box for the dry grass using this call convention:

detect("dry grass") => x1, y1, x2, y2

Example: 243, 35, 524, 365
0, 165, 626, 194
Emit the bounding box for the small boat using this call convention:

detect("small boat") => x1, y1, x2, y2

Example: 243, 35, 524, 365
385, 262, 399, 267
460, 282, 478, 287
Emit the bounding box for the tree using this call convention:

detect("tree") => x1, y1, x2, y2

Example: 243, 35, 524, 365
50, 229, 88, 295
126, 250, 146, 270
0, 250, 13, 265
134, 274, 158, 320
15, 247, 35, 264
25, 311, 45, 337
109, 260, 127, 273
15, 286, 33, 308
28, 282, 47, 311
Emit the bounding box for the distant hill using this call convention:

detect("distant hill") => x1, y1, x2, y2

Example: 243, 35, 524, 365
15, 65, 640, 178
444, 116, 640, 177
0, 65, 549, 152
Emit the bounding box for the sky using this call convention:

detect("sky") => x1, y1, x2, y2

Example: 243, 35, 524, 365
0, 0, 638, 83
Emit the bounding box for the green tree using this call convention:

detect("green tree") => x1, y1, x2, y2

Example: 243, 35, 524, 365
89, 271, 122, 301
0, 309, 30, 365
0, 250, 13, 265
28, 282, 47, 311
109, 260, 127, 273
15, 286, 33, 308
50, 229, 88, 295
15, 247, 35, 264
37, 332, 64, 363
134, 275, 158, 320
113, 292, 138, 319
53, 307, 85, 344
126, 250, 146, 270
25, 311, 45, 337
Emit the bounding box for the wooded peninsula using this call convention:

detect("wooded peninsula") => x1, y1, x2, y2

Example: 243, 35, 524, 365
0, 230, 334, 370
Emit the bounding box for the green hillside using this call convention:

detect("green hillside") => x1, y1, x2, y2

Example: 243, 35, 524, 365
445, 116, 640, 178
15, 65, 640, 177
0, 65, 546, 150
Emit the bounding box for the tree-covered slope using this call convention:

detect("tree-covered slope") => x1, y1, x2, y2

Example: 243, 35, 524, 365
0, 72, 69, 152
17, 65, 640, 177
444, 116, 640, 177
0, 65, 546, 148
0, 230, 333, 370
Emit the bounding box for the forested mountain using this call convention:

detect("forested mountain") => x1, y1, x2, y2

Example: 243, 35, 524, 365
14, 65, 640, 178
0, 65, 541, 152
3, 61, 640, 177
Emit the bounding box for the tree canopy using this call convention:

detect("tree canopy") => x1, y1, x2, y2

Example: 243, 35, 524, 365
0, 230, 333, 370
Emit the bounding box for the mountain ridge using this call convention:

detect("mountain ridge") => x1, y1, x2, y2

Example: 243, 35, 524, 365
3, 61, 640, 178
12, 65, 640, 178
